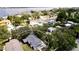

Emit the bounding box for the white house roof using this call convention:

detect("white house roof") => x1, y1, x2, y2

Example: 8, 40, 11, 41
16, 15, 22, 17
67, 21, 74, 24
65, 23, 72, 27
7, 25, 15, 31
40, 16, 49, 20
68, 21, 78, 25
48, 27, 56, 32
2, 16, 7, 19
48, 19, 55, 22
15, 26, 24, 29
30, 20, 44, 26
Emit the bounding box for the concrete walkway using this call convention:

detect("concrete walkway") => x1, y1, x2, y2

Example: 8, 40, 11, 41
5, 39, 23, 51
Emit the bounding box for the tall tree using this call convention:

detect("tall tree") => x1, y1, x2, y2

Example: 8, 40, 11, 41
0, 26, 10, 43
56, 9, 67, 23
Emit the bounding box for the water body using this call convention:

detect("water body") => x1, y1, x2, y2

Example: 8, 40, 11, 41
0, 7, 54, 17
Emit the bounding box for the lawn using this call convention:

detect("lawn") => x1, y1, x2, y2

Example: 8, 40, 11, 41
22, 44, 33, 51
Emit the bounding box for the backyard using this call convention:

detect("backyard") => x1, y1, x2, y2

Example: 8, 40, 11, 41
22, 44, 33, 51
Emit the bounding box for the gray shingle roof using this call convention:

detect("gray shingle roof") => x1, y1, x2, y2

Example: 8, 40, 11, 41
23, 34, 46, 48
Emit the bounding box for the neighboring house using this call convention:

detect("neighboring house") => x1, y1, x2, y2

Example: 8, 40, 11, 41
48, 16, 57, 25
67, 21, 74, 24
30, 20, 38, 26
30, 19, 55, 27
5, 39, 23, 51
30, 15, 57, 27
40, 15, 49, 20
67, 21, 78, 25
48, 27, 56, 32
22, 33, 46, 51
48, 19, 56, 25
49, 15, 57, 20
2, 16, 8, 20
7, 24, 15, 31
0, 20, 14, 31
65, 23, 72, 27
15, 26, 24, 29
40, 16, 57, 22
29, 17, 32, 20
16, 14, 22, 17
39, 19, 48, 24
0, 20, 10, 26
30, 20, 43, 27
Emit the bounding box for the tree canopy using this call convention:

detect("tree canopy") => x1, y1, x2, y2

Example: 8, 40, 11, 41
0, 26, 10, 44
56, 8, 79, 23
7, 16, 25, 26
11, 26, 31, 41
33, 25, 77, 51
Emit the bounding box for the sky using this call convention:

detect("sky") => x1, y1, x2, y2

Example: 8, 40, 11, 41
0, 0, 79, 7
0, 7, 54, 17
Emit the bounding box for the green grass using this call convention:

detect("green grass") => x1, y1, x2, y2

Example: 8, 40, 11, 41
22, 44, 33, 51
0, 39, 8, 44
0, 44, 3, 51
